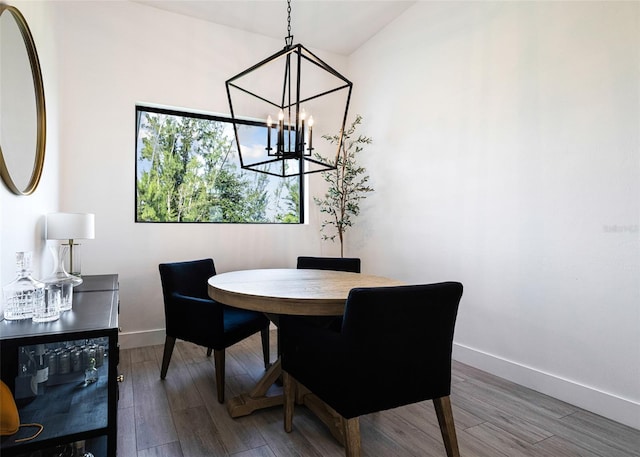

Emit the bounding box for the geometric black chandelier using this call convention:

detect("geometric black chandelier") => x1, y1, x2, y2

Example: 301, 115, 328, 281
225, 0, 353, 178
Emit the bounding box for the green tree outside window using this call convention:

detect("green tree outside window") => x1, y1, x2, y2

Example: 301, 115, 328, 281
136, 106, 301, 224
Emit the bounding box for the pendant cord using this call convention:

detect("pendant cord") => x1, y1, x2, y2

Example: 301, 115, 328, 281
285, 0, 293, 47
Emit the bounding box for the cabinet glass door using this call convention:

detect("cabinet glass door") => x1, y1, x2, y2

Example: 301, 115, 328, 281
13, 338, 110, 444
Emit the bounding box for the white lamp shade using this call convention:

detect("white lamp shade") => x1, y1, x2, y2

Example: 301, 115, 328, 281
46, 213, 95, 240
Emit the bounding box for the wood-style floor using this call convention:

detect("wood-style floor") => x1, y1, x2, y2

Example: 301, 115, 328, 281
116, 331, 640, 457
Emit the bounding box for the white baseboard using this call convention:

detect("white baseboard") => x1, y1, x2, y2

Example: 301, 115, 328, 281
118, 322, 278, 350
119, 328, 165, 349
453, 343, 640, 430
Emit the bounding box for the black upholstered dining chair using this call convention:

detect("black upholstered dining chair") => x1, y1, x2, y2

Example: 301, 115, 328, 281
281, 282, 463, 457
296, 256, 361, 273
158, 258, 270, 403
296, 256, 361, 331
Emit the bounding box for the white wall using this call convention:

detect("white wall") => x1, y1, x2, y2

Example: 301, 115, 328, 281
45, 1, 346, 348
348, 1, 639, 429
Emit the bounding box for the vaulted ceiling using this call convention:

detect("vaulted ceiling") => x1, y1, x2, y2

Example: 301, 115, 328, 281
132, 0, 416, 55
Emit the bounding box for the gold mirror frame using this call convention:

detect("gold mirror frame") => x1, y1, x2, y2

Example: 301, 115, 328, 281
0, 3, 46, 196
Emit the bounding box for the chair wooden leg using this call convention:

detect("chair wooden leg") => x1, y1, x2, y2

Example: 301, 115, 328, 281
277, 327, 282, 358
260, 327, 270, 370
433, 396, 460, 457
342, 417, 361, 457
213, 349, 225, 403
206, 348, 212, 357
160, 336, 176, 379
283, 371, 296, 433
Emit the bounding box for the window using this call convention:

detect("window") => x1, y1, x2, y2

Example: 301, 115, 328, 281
135, 106, 302, 223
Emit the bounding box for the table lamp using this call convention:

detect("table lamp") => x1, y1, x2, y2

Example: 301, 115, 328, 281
46, 213, 95, 276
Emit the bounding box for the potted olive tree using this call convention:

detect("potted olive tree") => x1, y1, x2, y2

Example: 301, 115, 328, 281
314, 115, 374, 257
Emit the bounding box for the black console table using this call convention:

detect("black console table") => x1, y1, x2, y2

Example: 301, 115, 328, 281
0, 274, 119, 457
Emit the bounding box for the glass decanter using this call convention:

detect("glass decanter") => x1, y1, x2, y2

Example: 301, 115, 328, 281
3, 251, 44, 320
84, 357, 98, 385
33, 283, 61, 323
42, 245, 83, 312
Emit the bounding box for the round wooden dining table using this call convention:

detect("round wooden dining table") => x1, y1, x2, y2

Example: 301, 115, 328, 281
208, 268, 403, 418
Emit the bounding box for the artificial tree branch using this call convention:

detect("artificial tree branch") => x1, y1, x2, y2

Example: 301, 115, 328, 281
314, 115, 373, 257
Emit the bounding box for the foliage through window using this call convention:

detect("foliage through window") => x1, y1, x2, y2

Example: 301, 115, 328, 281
135, 106, 302, 223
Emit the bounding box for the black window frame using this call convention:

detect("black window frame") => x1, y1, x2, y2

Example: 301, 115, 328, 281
135, 105, 304, 224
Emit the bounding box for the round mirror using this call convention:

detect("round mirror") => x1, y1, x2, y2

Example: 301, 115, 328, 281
0, 4, 46, 196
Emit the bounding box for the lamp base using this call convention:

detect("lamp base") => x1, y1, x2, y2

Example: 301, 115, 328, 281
65, 242, 83, 276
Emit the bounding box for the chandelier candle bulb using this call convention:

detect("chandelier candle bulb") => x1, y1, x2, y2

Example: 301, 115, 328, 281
278, 109, 285, 152
266, 115, 273, 151
300, 109, 306, 150
308, 116, 314, 151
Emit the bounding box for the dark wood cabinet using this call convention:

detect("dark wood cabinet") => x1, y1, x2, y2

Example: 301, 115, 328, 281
1, 274, 119, 457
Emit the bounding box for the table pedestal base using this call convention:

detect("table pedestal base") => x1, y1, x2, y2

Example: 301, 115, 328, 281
227, 359, 284, 418
296, 385, 347, 447
226, 358, 348, 451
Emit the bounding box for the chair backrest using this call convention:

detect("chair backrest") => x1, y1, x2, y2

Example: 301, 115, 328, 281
158, 258, 216, 301
296, 256, 361, 273
341, 282, 463, 413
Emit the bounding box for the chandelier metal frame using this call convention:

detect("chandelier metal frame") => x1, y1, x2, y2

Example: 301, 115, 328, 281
225, 0, 353, 178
